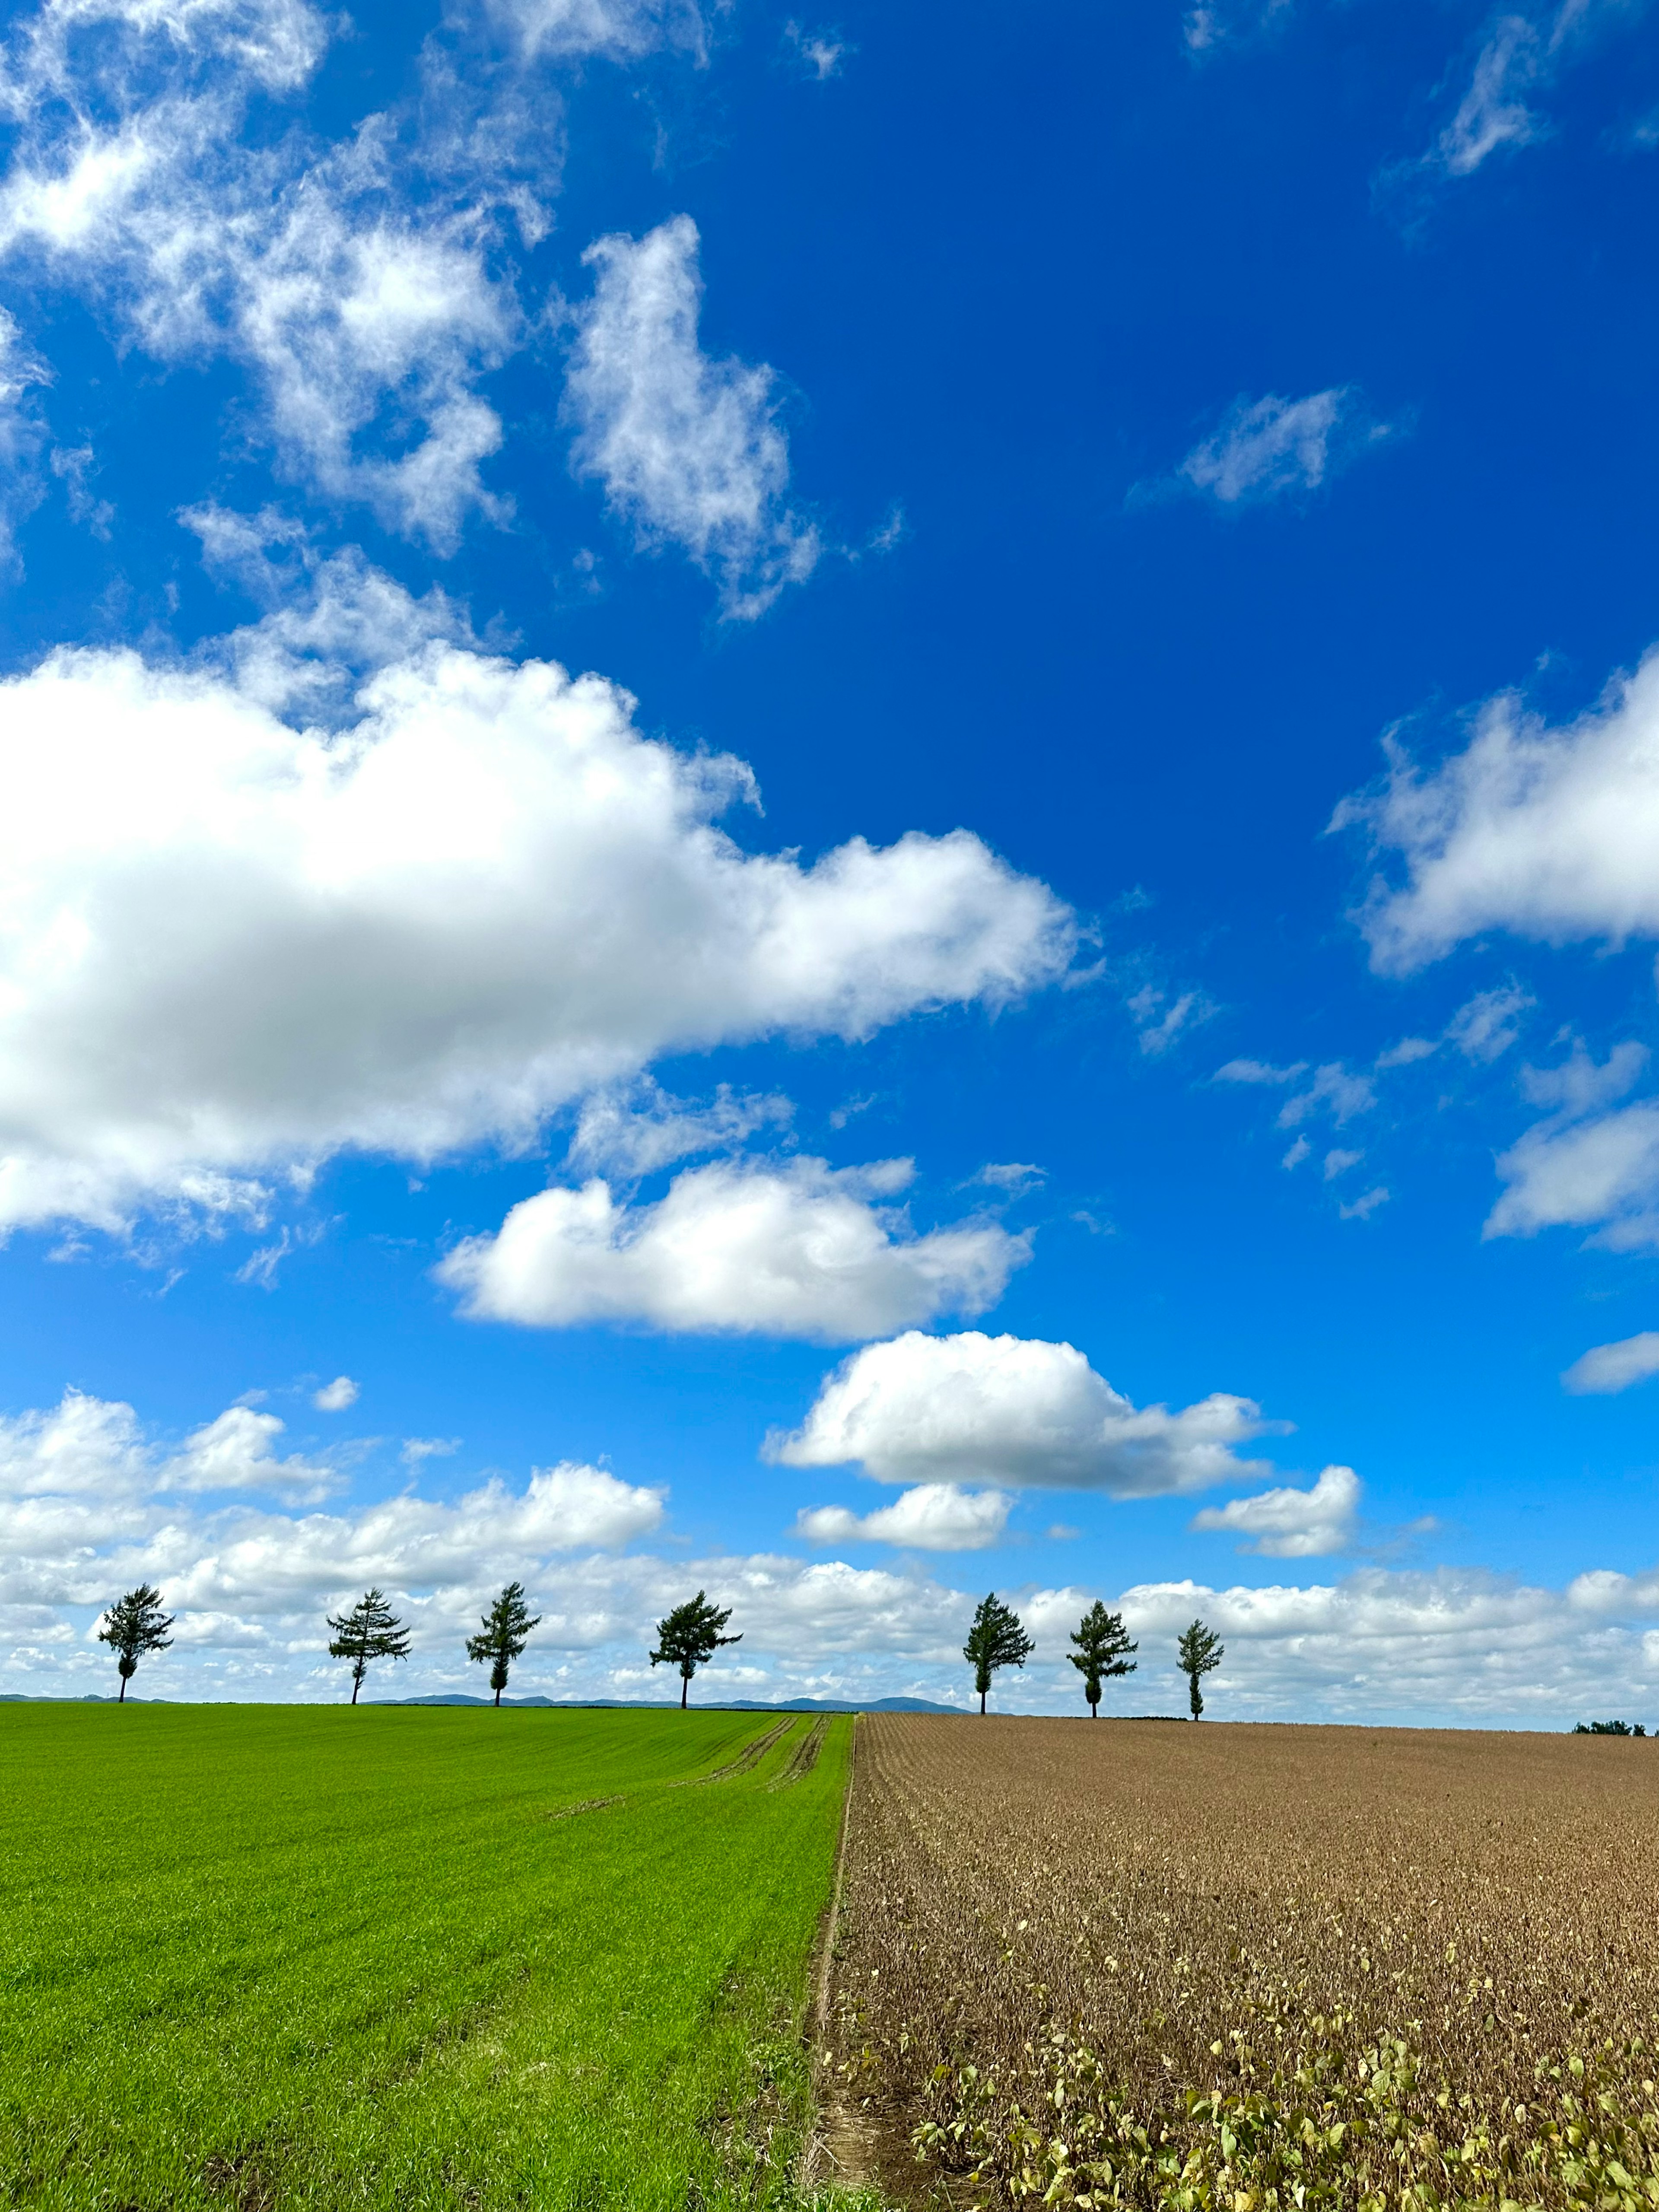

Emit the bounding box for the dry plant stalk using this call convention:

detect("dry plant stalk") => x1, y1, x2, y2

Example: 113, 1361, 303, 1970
831, 1716, 1659, 2211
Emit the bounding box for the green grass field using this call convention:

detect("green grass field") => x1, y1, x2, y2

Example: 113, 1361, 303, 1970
0, 1703, 852, 2212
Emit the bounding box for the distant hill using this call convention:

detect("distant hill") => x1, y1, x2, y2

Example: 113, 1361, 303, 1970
376, 1692, 962, 1714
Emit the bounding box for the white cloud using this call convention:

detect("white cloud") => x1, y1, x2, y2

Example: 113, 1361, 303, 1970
1190, 1463, 1360, 1557
0, 617, 1070, 1232
1433, 16, 1544, 175
1446, 982, 1532, 1062
0, 308, 48, 559
794, 1482, 1011, 1551
1176, 387, 1393, 506
1487, 1096, 1659, 1248
482, 0, 707, 60
1278, 1062, 1375, 1128
1216, 1057, 1375, 1130
313, 1375, 357, 1411
402, 1435, 459, 1463
1214, 1057, 1308, 1087
1338, 1184, 1390, 1221
0, 0, 531, 546
563, 215, 820, 618
438, 1158, 1028, 1340
768, 1329, 1279, 1495
1113, 1562, 1659, 1722
1322, 1147, 1362, 1181
970, 1161, 1045, 1194
163, 1402, 334, 1500
0, 1383, 665, 1623
1562, 1330, 1659, 1395
6, 1380, 1659, 1723
1182, 0, 1294, 53
1343, 648, 1659, 974
1127, 983, 1214, 1055
783, 20, 849, 76
1481, 1040, 1659, 1249
566, 1077, 792, 1178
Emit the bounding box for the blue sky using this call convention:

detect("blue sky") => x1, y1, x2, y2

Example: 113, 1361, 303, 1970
4, 0, 1659, 1723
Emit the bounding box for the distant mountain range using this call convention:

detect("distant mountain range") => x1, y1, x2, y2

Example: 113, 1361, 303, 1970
376, 1693, 963, 1714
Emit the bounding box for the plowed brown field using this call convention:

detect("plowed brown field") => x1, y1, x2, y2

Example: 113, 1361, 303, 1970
829, 1715, 1659, 2210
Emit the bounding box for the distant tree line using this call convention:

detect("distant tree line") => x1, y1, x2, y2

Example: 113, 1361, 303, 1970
1573, 1719, 1650, 1736
91, 1576, 1233, 1715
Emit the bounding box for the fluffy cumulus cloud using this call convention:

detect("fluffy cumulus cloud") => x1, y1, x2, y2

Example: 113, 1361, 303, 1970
563, 216, 820, 617
769, 1329, 1278, 1494
1109, 1563, 1659, 1724
1189, 1463, 1360, 1557
0, 1382, 669, 1691
0, 0, 541, 546
1176, 387, 1393, 506
7, 1383, 1659, 1722
1562, 1330, 1659, 1395
0, 608, 1071, 1233
439, 1159, 1028, 1341
793, 1482, 1012, 1551
1343, 649, 1659, 975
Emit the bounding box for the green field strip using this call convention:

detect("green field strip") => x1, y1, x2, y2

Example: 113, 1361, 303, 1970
0, 1704, 852, 2212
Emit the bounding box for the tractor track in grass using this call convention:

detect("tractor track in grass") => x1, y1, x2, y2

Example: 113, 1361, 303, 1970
770, 1718, 828, 1789
674, 1714, 797, 1786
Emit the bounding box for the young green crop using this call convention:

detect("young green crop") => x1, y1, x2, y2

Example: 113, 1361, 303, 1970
0, 1703, 852, 2211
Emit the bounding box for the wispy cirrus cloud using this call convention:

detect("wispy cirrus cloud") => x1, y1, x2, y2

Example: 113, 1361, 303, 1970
1170, 386, 1399, 508
563, 215, 821, 618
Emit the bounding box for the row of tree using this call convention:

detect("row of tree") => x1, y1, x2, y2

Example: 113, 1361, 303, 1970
963, 1591, 1223, 1716
92, 1579, 1223, 1716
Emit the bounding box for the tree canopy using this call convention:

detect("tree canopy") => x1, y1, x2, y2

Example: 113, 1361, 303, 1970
1068, 1601, 1137, 1717
327, 1587, 412, 1705
650, 1591, 741, 1708
1177, 1618, 1224, 1719
97, 1583, 174, 1703
466, 1581, 542, 1707
964, 1592, 1034, 1714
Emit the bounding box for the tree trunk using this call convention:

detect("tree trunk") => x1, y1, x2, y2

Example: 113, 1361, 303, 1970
494, 1682, 502, 1708
979, 1687, 986, 1714
351, 1669, 361, 1706
118, 1672, 127, 1703
680, 1674, 689, 1710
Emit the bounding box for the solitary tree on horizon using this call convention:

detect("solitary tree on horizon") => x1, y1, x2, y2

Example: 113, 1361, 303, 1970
97, 1583, 174, 1703
327, 1588, 412, 1704
1177, 1618, 1224, 1719
466, 1581, 541, 1707
964, 1592, 1034, 1714
1068, 1601, 1137, 1718
650, 1591, 741, 1708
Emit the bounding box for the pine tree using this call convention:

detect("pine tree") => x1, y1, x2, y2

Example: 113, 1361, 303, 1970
1068, 1601, 1137, 1717
97, 1583, 175, 1703
326, 1587, 412, 1704
1177, 1617, 1224, 1719
466, 1581, 542, 1707
963, 1592, 1034, 1714
649, 1591, 741, 1708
